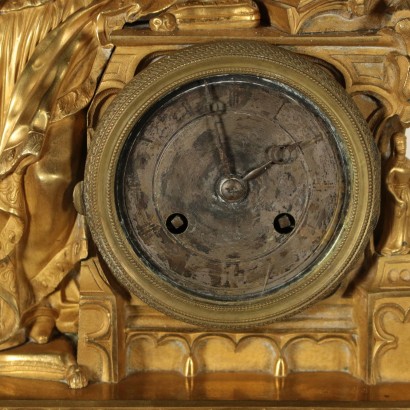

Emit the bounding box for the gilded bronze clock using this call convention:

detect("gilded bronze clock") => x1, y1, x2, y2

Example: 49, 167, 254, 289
84, 41, 379, 328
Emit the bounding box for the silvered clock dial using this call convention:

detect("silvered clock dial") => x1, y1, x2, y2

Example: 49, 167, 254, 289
84, 41, 379, 328
117, 74, 344, 300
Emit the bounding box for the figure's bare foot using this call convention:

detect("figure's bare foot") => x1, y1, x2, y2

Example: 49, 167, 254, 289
28, 314, 56, 344
66, 365, 88, 389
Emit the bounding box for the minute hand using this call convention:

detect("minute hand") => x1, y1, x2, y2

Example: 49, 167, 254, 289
204, 82, 235, 176
210, 109, 235, 176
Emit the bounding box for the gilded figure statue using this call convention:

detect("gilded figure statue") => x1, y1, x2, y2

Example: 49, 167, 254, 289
149, 0, 260, 31
0, 0, 174, 352
378, 132, 410, 256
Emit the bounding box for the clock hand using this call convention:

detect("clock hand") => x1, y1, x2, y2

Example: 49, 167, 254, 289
269, 143, 299, 164
242, 160, 274, 182
241, 143, 298, 182
242, 136, 321, 182
204, 82, 235, 176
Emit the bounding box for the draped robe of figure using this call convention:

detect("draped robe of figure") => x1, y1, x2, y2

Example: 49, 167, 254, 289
0, 0, 174, 350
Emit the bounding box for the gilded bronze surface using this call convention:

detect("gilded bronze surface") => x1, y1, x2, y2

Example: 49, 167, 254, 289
1, 0, 410, 408
378, 132, 410, 255
149, 0, 260, 31
3, 371, 410, 408
85, 41, 379, 327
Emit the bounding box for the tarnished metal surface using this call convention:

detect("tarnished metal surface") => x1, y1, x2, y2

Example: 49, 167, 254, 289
117, 75, 345, 300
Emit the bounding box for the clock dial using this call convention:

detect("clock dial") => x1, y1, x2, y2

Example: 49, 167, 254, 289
116, 75, 346, 301
85, 41, 379, 327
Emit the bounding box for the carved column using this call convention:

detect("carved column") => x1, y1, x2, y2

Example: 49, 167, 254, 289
77, 257, 127, 383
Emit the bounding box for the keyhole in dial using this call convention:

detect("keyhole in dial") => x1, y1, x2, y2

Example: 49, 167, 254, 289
273, 213, 295, 234
166, 213, 188, 234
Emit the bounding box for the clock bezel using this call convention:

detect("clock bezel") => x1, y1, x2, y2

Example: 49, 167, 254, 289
84, 41, 380, 328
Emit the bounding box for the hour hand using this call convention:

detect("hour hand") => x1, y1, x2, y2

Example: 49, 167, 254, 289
242, 160, 274, 182
269, 143, 299, 164
241, 143, 298, 182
